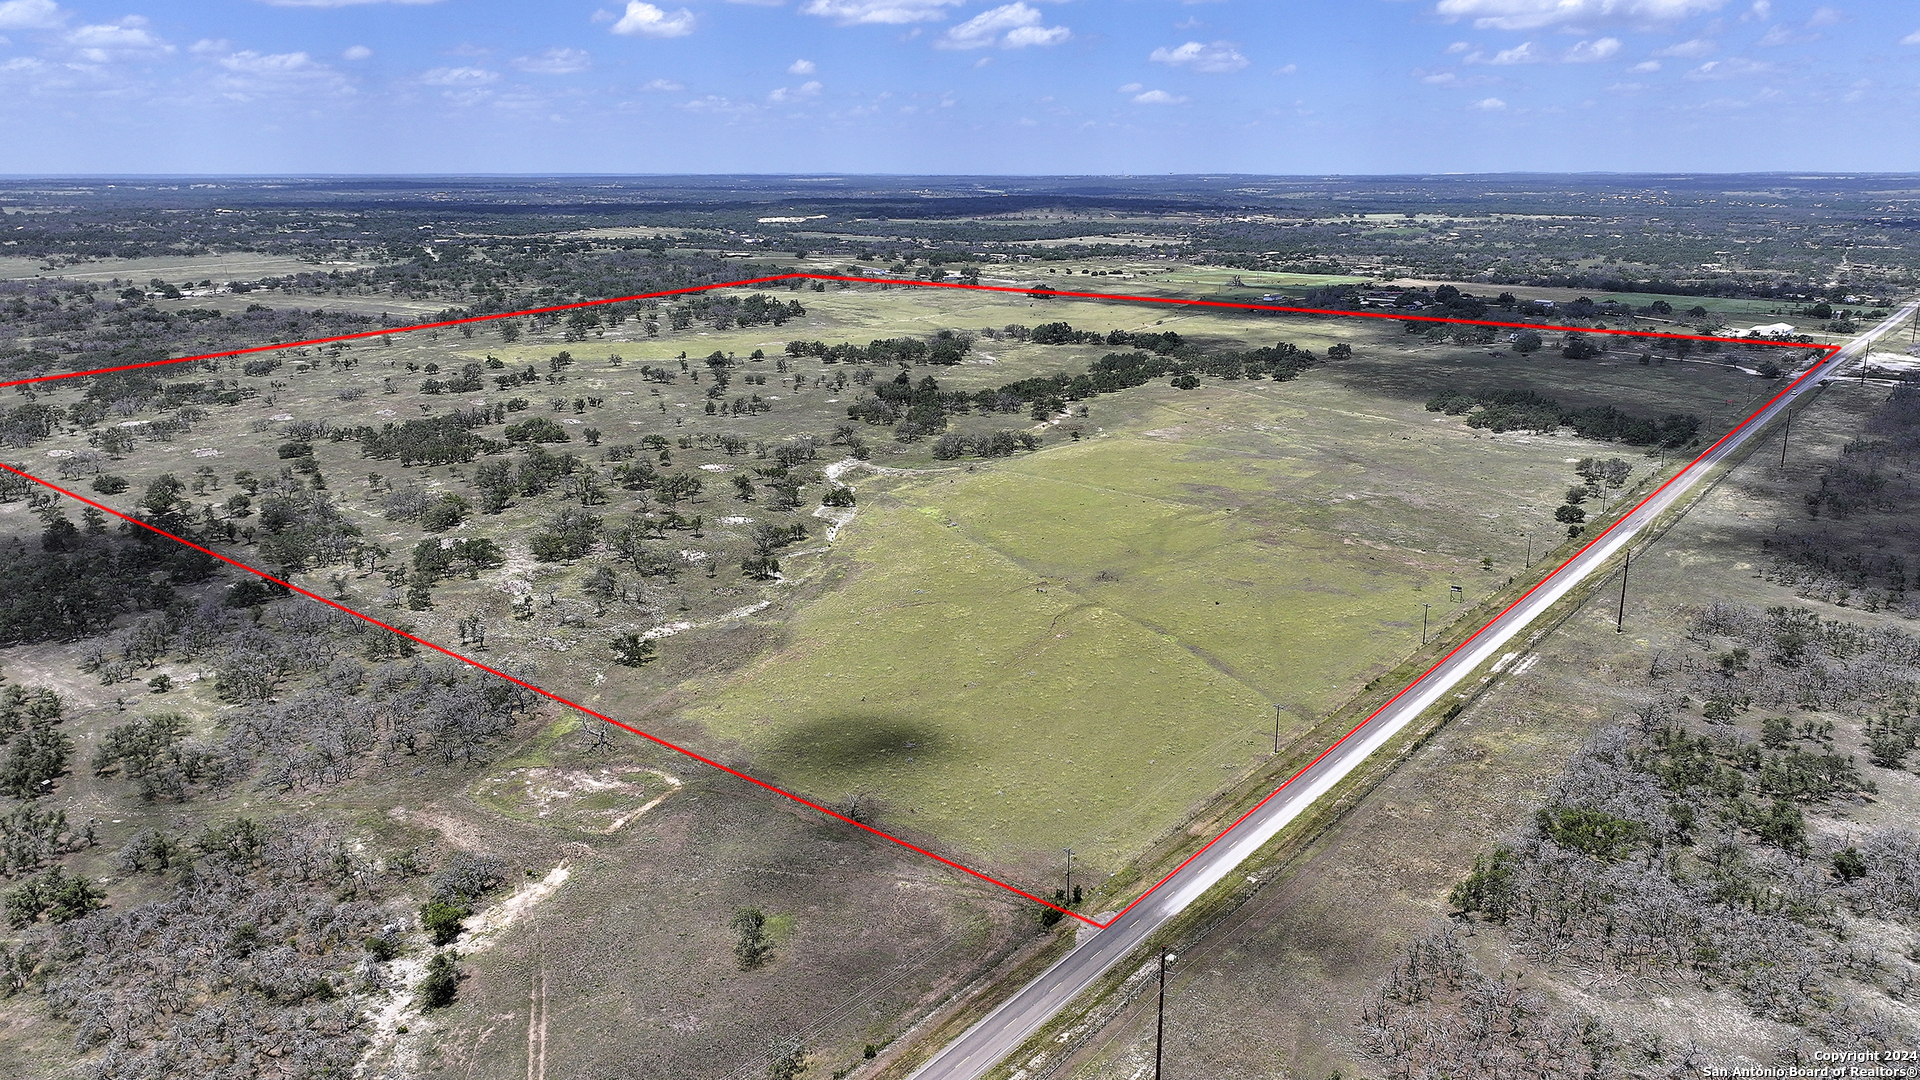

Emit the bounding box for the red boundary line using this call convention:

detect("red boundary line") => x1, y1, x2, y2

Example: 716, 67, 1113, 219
0, 272, 1845, 929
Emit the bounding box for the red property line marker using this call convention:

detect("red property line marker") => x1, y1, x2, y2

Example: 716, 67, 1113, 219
0, 273, 1841, 928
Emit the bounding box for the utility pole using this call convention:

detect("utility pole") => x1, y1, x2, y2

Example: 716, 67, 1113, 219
1523, 530, 1532, 568
1272, 704, 1281, 756
1421, 602, 1431, 646
1154, 949, 1168, 1080
1780, 408, 1790, 470
1064, 848, 1074, 905
1616, 549, 1630, 634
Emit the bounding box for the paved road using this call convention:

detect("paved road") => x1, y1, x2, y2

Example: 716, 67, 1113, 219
907, 304, 1920, 1080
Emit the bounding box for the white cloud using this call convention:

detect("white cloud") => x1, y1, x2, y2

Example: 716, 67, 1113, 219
1564, 37, 1621, 61
0, 0, 63, 31
788, 58, 816, 75
1686, 55, 1767, 77
1275, 63, 1296, 74
1445, 40, 1471, 53
205, 49, 354, 101
1435, 0, 1725, 31
1149, 40, 1249, 73
219, 49, 324, 75
1118, 82, 1141, 93
800, 0, 959, 25
1629, 58, 1660, 70
65, 16, 170, 62
1740, 0, 1770, 20
1653, 37, 1715, 56
513, 47, 592, 74
938, 4, 1069, 49
1471, 95, 1507, 109
1903, 29, 1920, 45
680, 93, 754, 112
767, 79, 821, 102
1485, 41, 1541, 63
641, 76, 683, 90
1130, 88, 1186, 105
611, 2, 696, 37
418, 65, 499, 86
343, 44, 372, 60
1806, 6, 1841, 26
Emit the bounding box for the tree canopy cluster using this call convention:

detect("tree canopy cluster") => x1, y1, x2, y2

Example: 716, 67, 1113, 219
1426, 387, 1701, 447
786, 329, 971, 366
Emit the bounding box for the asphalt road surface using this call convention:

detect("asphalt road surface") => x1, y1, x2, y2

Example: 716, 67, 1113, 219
908, 303, 1920, 1080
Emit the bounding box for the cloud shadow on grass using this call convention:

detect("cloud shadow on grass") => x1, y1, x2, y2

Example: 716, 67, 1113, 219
761, 712, 958, 779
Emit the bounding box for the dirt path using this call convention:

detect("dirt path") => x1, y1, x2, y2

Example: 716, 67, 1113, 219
526, 949, 548, 1080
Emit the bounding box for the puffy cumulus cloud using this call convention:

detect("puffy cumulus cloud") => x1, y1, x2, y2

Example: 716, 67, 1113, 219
65, 16, 171, 62
418, 65, 499, 86
1471, 95, 1507, 109
343, 45, 372, 60
1903, 29, 1920, 45
0, 0, 65, 31
1128, 87, 1186, 105
1629, 57, 1661, 70
641, 76, 683, 90
513, 47, 592, 74
611, 2, 696, 37
1435, 0, 1725, 31
1148, 41, 1249, 73
937, 3, 1069, 49
1484, 40, 1541, 63
788, 58, 816, 75
767, 79, 821, 102
1564, 36, 1621, 60
801, 0, 960, 25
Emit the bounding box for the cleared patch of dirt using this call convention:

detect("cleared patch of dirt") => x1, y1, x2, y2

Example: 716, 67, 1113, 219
471, 765, 682, 834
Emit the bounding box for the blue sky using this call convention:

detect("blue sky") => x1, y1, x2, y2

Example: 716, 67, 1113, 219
0, 0, 1915, 174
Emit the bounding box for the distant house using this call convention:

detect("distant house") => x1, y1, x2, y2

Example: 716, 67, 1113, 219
1723, 322, 1796, 339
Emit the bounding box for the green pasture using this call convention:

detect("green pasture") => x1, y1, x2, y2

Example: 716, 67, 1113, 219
681, 373, 1586, 877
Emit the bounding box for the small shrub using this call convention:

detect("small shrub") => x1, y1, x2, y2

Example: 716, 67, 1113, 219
420, 900, 469, 946
416, 951, 460, 1009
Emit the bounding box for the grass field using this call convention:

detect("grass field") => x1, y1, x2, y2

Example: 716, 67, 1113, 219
673, 358, 1683, 883
1051, 376, 1920, 1079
